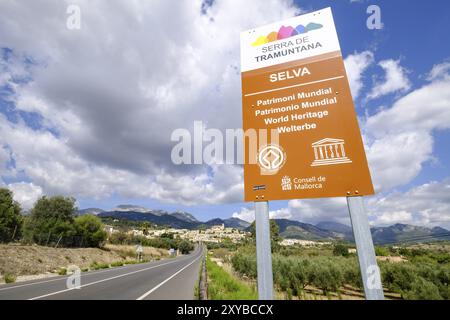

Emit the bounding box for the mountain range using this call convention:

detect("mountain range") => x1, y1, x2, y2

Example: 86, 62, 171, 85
78, 205, 450, 245
78, 205, 252, 230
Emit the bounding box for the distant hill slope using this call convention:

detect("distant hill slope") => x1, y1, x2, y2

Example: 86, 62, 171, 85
371, 224, 450, 244
316, 221, 352, 235
274, 220, 449, 244
97, 211, 199, 229
170, 211, 199, 223
275, 219, 345, 241
81, 206, 450, 244
203, 218, 251, 229
96, 209, 250, 230
77, 208, 104, 215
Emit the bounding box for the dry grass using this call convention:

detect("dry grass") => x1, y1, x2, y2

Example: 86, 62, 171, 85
0, 243, 169, 282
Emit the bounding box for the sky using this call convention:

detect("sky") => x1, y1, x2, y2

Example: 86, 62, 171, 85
0, 0, 450, 229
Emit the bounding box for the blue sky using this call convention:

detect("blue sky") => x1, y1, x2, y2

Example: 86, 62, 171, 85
1, 0, 450, 228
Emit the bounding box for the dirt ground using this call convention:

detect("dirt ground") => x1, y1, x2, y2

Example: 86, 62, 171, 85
0, 243, 169, 282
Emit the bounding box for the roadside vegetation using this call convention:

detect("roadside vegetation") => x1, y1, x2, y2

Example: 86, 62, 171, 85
206, 256, 257, 300
0, 187, 195, 283
206, 220, 450, 300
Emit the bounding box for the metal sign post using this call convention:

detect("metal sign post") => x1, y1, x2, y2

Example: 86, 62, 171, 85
241, 8, 381, 301
347, 196, 384, 300
254, 201, 274, 300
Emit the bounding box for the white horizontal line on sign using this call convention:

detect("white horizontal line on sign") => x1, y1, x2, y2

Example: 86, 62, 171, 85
244, 75, 345, 97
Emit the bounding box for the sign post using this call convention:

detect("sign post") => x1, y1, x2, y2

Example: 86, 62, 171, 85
347, 196, 384, 300
241, 7, 383, 300
254, 201, 274, 300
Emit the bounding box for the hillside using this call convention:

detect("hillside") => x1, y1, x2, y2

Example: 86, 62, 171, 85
80, 205, 450, 245
0, 244, 168, 282
95, 209, 251, 230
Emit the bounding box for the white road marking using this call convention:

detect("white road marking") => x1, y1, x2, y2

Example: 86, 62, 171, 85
28, 256, 193, 300
0, 263, 140, 292
136, 254, 203, 300
244, 75, 345, 97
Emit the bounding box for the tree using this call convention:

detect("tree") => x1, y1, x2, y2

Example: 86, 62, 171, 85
24, 196, 77, 245
74, 214, 107, 247
141, 222, 151, 236
333, 243, 350, 257
0, 188, 23, 242
177, 240, 194, 254
249, 219, 280, 251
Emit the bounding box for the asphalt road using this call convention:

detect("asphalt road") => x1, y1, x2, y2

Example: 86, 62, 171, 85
0, 245, 204, 300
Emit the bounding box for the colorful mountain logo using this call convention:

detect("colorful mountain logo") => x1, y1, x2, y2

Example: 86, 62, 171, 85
252, 22, 323, 47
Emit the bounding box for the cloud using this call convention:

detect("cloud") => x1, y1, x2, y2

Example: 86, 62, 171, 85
0, 0, 299, 206
232, 207, 255, 222
364, 61, 450, 192
366, 76, 450, 135
367, 178, 450, 229
427, 60, 450, 81
232, 198, 349, 225
344, 51, 374, 99
7, 182, 43, 210
367, 59, 411, 100
365, 131, 433, 191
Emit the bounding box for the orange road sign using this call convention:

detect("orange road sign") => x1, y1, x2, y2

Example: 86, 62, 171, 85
241, 7, 374, 202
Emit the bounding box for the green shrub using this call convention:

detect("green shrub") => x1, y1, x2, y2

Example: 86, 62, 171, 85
375, 246, 390, 257
333, 243, 349, 257
403, 277, 443, 300
74, 214, 107, 248
110, 261, 124, 267
4, 273, 16, 283
90, 262, 110, 270
58, 268, 67, 275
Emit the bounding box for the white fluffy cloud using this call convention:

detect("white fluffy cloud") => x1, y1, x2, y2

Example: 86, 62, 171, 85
7, 182, 43, 210
0, 0, 299, 206
367, 59, 411, 100
367, 178, 450, 229
233, 198, 349, 225
344, 51, 374, 99
364, 61, 450, 192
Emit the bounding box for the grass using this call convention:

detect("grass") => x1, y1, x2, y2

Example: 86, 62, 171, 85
206, 257, 257, 300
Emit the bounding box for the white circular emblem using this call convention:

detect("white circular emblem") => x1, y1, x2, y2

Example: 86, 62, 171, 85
258, 145, 286, 170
